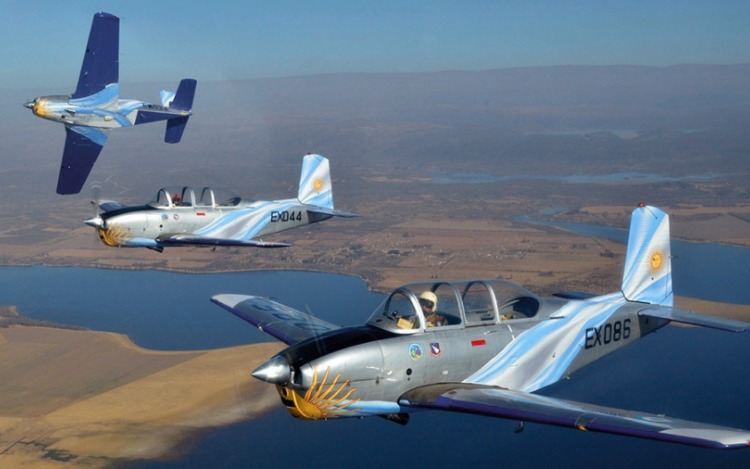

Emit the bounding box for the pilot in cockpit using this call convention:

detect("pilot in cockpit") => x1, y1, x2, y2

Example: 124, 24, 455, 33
172, 193, 182, 206
419, 291, 446, 328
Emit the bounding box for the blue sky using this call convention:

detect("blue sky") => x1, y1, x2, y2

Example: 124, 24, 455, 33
2, 0, 749, 89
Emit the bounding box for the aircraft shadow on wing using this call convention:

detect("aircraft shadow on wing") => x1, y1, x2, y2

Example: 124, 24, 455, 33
212, 204, 750, 449
85, 154, 356, 252
24, 12, 197, 195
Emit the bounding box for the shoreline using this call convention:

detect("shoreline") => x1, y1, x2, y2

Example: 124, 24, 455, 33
0, 325, 284, 467
1, 204, 749, 466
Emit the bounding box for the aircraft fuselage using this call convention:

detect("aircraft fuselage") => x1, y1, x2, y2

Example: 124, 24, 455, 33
89, 196, 328, 249
27, 93, 173, 131
246, 281, 668, 420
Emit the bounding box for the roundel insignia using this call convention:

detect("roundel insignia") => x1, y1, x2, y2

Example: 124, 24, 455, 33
408, 343, 423, 361
313, 178, 324, 192
650, 252, 663, 270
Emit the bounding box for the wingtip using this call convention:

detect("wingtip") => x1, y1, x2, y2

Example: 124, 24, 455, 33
211, 293, 254, 309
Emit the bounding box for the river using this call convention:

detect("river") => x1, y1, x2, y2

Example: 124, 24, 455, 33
1, 226, 749, 467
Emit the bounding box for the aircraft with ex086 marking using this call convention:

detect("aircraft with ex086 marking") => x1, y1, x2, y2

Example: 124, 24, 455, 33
212, 204, 750, 449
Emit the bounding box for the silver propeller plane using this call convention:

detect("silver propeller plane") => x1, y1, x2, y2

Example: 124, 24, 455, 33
85, 154, 355, 252
25, 12, 197, 195
212, 204, 750, 449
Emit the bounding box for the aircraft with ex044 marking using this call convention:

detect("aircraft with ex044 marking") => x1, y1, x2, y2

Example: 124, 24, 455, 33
85, 154, 355, 252
212, 203, 750, 449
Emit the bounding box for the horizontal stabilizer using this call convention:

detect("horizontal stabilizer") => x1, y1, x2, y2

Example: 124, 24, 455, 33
400, 383, 750, 449
135, 109, 183, 125
165, 116, 189, 143
58, 126, 107, 195
639, 307, 750, 332
307, 207, 359, 218
158, 236, 290, 248
211, 294, 341, 345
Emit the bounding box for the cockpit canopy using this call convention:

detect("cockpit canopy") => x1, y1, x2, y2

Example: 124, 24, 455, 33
148, 187, 242, 208
366, 279, 541, 334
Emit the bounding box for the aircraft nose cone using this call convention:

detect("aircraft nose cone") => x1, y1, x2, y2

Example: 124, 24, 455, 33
24, 100, 34, 110
252, 355, 291, 385
84, 216, 104, 229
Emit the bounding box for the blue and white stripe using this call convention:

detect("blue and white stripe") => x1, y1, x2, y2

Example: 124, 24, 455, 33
297, 154, 333, 208
622, 205, 672, 305
465, 293, 625, 392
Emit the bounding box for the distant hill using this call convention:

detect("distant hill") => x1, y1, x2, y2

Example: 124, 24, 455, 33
186, 64, 750, 130
4, 64, 749, 198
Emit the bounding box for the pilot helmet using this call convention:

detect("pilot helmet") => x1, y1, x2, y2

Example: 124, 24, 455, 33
418, 291, 437, 313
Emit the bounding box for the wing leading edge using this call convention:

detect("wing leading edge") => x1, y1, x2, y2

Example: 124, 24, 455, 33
211, 294, 341, 345
399, 383, 750, 449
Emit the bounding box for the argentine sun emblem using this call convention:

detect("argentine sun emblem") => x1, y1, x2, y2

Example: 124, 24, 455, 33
650, 251, 663, 271
313, 178, 324, 192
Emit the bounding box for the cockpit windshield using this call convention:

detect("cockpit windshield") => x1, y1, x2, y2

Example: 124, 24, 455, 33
149, 187, 241, 208
366, 279, 541, 334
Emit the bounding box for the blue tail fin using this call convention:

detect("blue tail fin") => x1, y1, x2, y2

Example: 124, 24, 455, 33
297, 154, 333, 209
621, 204, 673, 305
163, 79, 196, 143
169, 79, 197, 111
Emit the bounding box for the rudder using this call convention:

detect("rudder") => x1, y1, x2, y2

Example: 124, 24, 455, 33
163, 79, 196, 143
297, 154, 333, 209
169, 78, 197, 111
621, 204, 673, 305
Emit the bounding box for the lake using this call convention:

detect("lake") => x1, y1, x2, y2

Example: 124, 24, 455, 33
1, 229, 749, 467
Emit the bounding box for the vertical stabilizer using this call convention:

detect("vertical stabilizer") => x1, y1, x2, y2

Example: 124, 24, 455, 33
297, 154, 333, 209
163, 79, 197, 143
169, 79, 197, 111
622, 204, 673, 305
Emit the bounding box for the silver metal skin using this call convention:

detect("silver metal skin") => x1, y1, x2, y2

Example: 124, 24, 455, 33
84, 154, 355, 252
212, 205, 750, 449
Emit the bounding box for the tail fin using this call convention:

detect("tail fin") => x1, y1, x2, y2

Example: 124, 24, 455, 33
163, 79, 197, 144
297, 154, 333, 209
169, 79, 197, 111
621, 204, 673, 306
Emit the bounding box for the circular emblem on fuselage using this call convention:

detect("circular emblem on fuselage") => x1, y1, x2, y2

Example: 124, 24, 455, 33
409, 343, 423, 361
161, 213, 168, 221
173, 213, 180, 221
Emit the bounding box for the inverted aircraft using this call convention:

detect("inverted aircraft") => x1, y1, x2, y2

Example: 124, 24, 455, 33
85, 154, 355, 252
212, 204, 750, 449
24, 12, 197, 195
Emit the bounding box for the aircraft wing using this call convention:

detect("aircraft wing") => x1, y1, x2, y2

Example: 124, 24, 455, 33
58, 126, 108, 195
399, 383, 750, 449
211, 294, 341, 345
638, 307, 750, 332
72, 12, 119, 99
157, 235, 290, 248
